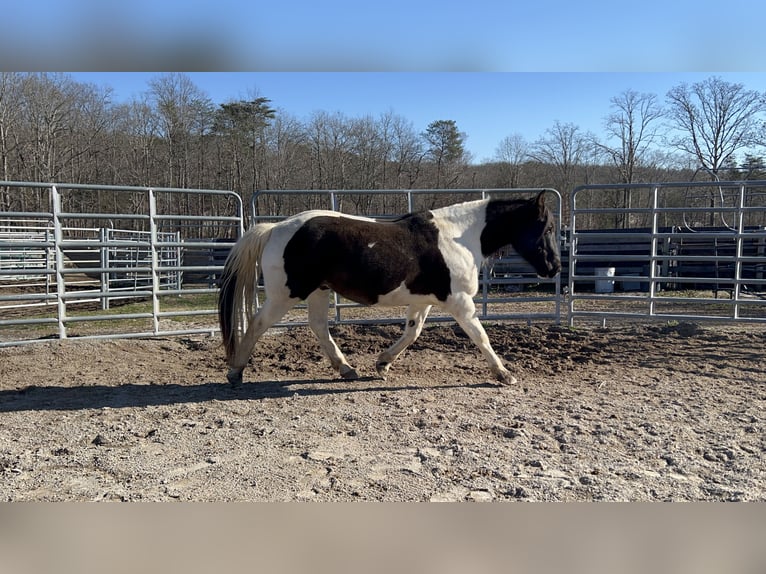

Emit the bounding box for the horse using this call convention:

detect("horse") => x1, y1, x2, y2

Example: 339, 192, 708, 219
218, 192, 561, 387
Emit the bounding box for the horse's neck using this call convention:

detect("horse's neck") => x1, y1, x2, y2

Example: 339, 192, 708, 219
480, 199, 529, 256
432, 199, 487, 229
431, 200, 488, 258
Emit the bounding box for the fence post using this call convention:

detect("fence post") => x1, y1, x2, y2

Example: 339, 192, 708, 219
51, 185, 68, 339
733, 184, 746, 319
45, 227, 52, 297
647, 186, 660, 317
174, 231, 182, 290
100, 227, 109, 310
148, 188, 161, 335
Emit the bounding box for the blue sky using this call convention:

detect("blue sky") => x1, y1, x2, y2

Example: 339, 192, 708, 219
12, 1, 765, 163
6, 1, 766, 71
68, 72, 766, 163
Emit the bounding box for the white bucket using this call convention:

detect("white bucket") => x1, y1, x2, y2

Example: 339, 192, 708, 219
594, 267, 616, 293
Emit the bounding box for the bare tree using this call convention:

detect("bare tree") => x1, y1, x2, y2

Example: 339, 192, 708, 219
589, 90, 664, 226
18, 73, 81, 184
599, 89, 664, 184
64, 81, 116, 185
0, 72, 23, 209
374, 111, 396, 189
9, 72, 764, 220
148, 73, 214, 189
306, 111, 352, 190
262, 113, 306, 189
113, 96, 161, 188
387, 113, 423, 189
665, 76, 765, 178
530, 121, 593, 216
493, 133, 529, 187
346, 114, 385, 191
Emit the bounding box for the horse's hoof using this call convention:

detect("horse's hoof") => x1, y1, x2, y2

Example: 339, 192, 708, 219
494, 371, 518, 386
340, 366, 359, 380
227, 369, 243, 388
375, 361, 390, 380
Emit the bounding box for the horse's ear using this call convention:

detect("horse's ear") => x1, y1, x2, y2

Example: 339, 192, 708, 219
535, 191, 547, 215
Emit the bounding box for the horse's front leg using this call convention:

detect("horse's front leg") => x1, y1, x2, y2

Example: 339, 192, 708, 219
376, 304, 431, 379
444, 293, 517, 385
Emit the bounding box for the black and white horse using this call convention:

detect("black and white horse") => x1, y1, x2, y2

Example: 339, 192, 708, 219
218, 192, 561, 387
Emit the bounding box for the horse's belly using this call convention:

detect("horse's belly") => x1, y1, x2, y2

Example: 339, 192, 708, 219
374, 283, 441, 307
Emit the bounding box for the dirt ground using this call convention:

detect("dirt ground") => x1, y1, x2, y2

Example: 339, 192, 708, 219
0, 320, 764, 501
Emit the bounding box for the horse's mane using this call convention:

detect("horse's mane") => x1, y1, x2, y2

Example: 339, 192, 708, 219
385, 211, 429, 223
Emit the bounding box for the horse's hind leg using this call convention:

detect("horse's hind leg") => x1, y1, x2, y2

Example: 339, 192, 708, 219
444, 293, 517, 385
227, 296, 296, 386
375, 304, 431, 379
306, 289, 358, 379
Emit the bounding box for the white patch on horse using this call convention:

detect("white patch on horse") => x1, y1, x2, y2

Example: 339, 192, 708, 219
432, 199, 489, 296
376, 282, 440, 307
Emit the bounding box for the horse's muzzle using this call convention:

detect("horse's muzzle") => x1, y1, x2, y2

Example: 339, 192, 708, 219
538, 261, 562, 278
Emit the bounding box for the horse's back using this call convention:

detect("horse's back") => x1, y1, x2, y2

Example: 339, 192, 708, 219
274, 210, 451, 304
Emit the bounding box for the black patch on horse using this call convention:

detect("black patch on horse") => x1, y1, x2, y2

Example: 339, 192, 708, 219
480, 198, 536, 256
283, 212, 452, 304
480, 195, 560, 278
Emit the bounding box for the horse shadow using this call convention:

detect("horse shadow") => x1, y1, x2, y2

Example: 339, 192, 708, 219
0, 376, 499, 413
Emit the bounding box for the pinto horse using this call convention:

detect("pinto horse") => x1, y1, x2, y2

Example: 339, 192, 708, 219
218, 192, 561, 387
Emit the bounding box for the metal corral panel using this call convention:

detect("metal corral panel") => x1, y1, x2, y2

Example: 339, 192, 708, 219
569, 181, 766, 325
250, 188, 563, 327
0, 182, 243, 346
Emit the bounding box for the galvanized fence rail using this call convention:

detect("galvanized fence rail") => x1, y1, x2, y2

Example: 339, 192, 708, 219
250, 188, 563, 327
0, 182, 243, 346
568, 181, 766, 326
3, 180, 765, 348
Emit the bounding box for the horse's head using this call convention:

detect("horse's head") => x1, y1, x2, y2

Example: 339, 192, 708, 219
511, 192, 562, 279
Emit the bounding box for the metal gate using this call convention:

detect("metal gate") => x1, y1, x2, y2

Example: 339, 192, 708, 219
250, 188, 563, 327
568, 181, 766, 325
0, 182, 243, 346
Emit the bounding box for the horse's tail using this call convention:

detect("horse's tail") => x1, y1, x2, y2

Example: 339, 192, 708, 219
218, 222, 277, 363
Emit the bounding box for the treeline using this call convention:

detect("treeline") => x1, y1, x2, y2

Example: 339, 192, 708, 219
2, 72, 766, 222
